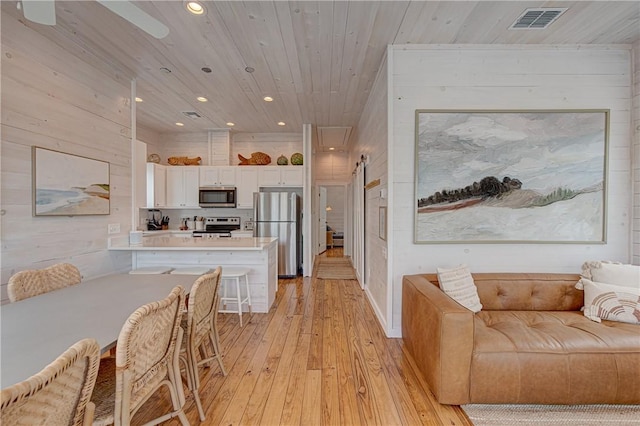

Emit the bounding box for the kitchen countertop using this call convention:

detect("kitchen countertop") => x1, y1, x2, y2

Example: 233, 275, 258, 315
142, 230, 193, 236
109, 236, 277, 251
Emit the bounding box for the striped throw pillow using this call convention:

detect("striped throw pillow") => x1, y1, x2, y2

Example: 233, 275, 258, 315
580, 278, 640, 324
436, 264, 482, 313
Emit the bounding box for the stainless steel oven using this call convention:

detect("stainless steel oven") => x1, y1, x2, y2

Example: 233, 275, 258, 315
192, 217, 240, 237
198, 186, 236, 208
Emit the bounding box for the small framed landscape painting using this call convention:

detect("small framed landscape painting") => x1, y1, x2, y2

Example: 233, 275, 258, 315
379, 206, 387, 241
414, 110, 608, 243
32, 147, 110, 216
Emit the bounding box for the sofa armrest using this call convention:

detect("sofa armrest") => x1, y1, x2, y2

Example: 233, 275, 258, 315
402, 274, 474, 405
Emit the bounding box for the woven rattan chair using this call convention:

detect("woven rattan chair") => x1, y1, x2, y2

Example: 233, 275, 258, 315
179, 267, 227, 421
1, 338, 101, 426
91, 286, 189, 426
8, 263, 82, 302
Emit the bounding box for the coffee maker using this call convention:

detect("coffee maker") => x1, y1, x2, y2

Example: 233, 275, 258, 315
147, 209, 163, 230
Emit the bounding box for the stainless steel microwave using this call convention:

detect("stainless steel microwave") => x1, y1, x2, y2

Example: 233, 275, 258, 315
199, 186, 236, 208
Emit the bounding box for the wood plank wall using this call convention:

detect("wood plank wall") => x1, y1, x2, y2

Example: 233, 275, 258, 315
389, 45, 634, 336
1, 15, 134, 303
210, 130, 231, 166
633, 40, 640, 266
350, 52, 390, 334
314, 151, 351, 182
148, 132, 303, 167
325, 186, 346, 233
136, 124, 161, 153
157, 132, 208, 165
231, 133, 302, 166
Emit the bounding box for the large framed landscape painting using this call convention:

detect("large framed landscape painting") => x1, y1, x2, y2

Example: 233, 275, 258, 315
414, 110, 608, 243
33, 147, 110, 216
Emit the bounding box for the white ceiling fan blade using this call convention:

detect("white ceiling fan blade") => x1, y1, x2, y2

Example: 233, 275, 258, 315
96, 0, 169, 39
20, 0, 56, 25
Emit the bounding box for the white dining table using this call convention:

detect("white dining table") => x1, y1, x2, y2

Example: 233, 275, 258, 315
1, 273, 197, 389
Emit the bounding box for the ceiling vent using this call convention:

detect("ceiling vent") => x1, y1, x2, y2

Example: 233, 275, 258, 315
181, 111, 202, 119
510, 8, 567, 30
318, 126, 352, 151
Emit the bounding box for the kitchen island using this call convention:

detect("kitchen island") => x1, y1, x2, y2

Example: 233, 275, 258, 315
109, 235, 278, 312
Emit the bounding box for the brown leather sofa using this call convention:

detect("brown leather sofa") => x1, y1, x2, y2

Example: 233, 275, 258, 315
402, 273, 640, 405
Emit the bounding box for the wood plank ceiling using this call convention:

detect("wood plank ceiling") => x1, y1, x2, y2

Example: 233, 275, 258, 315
3, 1, 639, 140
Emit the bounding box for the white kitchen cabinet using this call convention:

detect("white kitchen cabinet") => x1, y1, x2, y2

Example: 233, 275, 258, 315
146, 163, 166, 208
258, 166, 304, 187
199, 166, 236, 186
236, 167, 258, 209
166, 167, 199, 207
280, 167, 304, 186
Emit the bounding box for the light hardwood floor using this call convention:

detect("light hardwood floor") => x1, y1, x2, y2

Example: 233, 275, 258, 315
132, 248, 472, 425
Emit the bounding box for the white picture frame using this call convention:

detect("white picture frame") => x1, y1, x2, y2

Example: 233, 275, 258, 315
33, 147, 110, 216
414, 110, 608, 243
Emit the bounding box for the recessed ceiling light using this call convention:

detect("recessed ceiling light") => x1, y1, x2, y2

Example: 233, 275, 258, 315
135, 97, 143, 103
277, 121, 286, 126
201, 67, 212, 73
175, 122, 184, 127
160, 67, 172, 73
226, 122, 235, 127
185, 1, 205, 15
329, 147, 335, 151
196, 96, 208, 102
263, 96, 273, 102
245, 66, 255, 73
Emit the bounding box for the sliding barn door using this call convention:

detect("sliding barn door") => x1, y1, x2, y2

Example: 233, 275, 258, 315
352, 163, 365, 289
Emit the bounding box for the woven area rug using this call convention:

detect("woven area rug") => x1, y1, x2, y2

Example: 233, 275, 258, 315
316, 257, 356, 280
462, 404, 640, 425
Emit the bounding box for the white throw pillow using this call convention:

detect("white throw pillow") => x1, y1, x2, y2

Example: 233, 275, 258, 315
590, 263, 640, 289
436, 264, 482, 313
579, 278, 640, 324
580, 261, 639, 290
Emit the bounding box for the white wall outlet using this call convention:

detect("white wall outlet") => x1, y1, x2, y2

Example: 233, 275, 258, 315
108, 223, 120, 234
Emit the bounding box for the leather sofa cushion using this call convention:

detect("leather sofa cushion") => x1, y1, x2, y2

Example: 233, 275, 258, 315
475, 311, 640, 353
474, 273, 583, 311
422, 273, 583, 311
471, 310, 640, 404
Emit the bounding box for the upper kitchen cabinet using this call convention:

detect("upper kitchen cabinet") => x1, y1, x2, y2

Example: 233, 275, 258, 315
146, 163, 166, 208
166, 167, 199, 207
258, 166, 304, 187
199, 166, 236, 186
236, 167, 258, 209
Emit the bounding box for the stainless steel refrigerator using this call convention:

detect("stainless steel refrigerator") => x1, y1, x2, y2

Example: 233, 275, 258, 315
253, 192, 301, 277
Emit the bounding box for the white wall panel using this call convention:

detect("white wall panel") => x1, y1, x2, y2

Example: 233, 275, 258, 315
325, 186, 346, 232
389, 45, 633, 336
633, 40, 640, 265
136, 124, 161, 153
314, 152, 351, 183
210, 130, 231, 166
157, 132, 208, 165
1, 19, 132, 303
231, 132, 303, 166
351, 54, 389, 332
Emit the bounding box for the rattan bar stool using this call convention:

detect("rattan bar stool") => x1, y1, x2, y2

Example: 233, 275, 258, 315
219, 267, 252, 327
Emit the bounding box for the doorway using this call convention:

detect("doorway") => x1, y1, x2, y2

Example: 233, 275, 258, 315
317, 184, 347, 256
